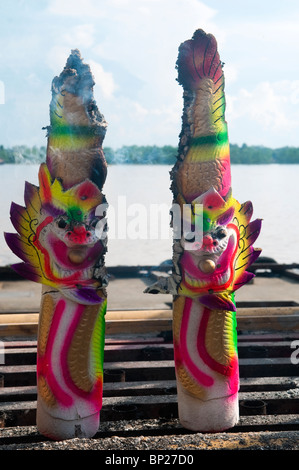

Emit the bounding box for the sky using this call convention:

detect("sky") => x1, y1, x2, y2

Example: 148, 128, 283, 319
1, 0, 299, 150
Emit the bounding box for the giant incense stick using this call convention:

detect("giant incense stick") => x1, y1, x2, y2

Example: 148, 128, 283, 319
5, 50, 108, 440
146, 30, 262, 431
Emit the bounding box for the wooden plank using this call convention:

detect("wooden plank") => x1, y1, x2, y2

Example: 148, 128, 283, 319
0, 355, 298, 388
237, 315, 299, 332
0, 331, 298, 448
0, 365, 36, 387
239, 357, 298, 377
0, 348, 37, 365
238, 341, 295, 358
1, 305, 299, 337
0, 314, 39, 324
240, 377, 299, 392
0, 385, 37, 401
0, 323, 38, 338
237, 306, 299, 316
105, 318, 173, 335
0, 340, 295, 367
1, 338, 167, 347
2, 333, 299, 347
249, 262, 299, 273
1, 306, 299, 321
0, 343, 175, 365
3, 315, 297, 337
238, 332, 299, 342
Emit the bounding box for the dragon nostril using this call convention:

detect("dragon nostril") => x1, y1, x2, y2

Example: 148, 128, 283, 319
66, 226, 91, 243
73, 226, 85, 234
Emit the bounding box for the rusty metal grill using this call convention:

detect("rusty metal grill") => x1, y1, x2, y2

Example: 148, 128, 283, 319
1, 326, 299, 450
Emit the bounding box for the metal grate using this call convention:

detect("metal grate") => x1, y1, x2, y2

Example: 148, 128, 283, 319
0, 329, 299, 450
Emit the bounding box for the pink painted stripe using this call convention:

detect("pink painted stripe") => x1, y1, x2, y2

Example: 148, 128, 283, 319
179, 297, 214, 387
60, 302, 103, 410
61, 303, 89, 398
37, 299, 73, 407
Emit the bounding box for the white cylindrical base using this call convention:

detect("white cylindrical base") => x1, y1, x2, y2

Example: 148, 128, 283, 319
177, 382, 239, 432
37, 402, 100, 440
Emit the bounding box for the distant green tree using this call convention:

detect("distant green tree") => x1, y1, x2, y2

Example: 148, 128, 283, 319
273, 147, 299, 164
0, 145, 14, 163
1, 143, 299, 165
230, 143, 274, 164
103, 147, 115, 164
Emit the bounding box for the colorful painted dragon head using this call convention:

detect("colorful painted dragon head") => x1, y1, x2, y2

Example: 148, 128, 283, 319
5, 163, 107, 304
177, 188, 262, 311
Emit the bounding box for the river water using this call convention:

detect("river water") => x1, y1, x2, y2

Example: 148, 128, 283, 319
0, 163, 298, 267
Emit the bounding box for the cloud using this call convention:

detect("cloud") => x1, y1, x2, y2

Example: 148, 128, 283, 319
47, 0, 107, 18
6, 0, 299, 149
46, 45, 73, 74
229, 81, 299, 128
227, 80, 299, 146
62, 24, 95, 48
51, 0, 217, 148
46, 1, 218, 110
45, 24, 96, 73
101, 89, 183, 149
89, 0, 217, 68
88, 59, 117, 99
219, 16, 299, 86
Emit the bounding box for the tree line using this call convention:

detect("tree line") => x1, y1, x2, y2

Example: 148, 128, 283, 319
1, 143, 299, 165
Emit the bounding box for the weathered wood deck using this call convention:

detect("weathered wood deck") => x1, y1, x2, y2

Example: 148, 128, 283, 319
0, 263, 299, 450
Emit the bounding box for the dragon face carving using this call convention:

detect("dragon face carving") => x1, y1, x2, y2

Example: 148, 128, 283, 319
177, 188, 262, 311
5, 163, 107, 304
181, 225, 238, 290
40, 214, 102, 274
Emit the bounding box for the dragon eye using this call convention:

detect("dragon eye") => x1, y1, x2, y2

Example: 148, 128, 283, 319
57, 218, 68, 229
216, 228, 227, 239
90, 218, 99, 228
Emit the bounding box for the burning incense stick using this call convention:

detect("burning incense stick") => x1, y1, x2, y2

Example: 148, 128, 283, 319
146, 29, 262, 431
5, 50, 108, 440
